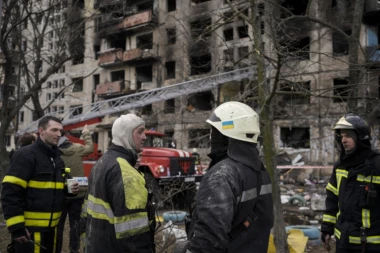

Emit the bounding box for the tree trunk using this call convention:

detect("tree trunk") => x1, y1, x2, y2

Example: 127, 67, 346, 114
347, 0, 365, 112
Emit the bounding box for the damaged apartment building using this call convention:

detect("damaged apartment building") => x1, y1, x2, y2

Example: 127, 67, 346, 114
11, 0, 380, 166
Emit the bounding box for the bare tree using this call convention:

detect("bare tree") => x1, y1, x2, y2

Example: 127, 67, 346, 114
0, 0, 95, 188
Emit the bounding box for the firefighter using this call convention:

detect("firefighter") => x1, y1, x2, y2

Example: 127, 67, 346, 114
83, 114, 155, 253
1, 116, 79, 253
322, 113, 380, 253
187, 102, 274, 253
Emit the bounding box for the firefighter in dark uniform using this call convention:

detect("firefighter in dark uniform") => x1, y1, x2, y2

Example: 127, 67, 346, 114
322, 113, 380, 253
187, 101, 274, 253
1, 116, 79, 253
83, 114, 155, 253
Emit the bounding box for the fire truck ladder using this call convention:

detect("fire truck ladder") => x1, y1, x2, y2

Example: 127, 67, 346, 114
18, 66, 256, 135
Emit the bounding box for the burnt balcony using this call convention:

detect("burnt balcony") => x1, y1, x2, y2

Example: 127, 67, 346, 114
98, 48, 124, 68
123, 44, 159, 64
99, 10, 156, 37
96, 80, 128, 97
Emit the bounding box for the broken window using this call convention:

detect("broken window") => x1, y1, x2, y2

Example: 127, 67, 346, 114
333, 78, 350, 103
167, 27, 176, 45
285, 37, 310, 60
279, 81, 311, 105
187, 91, 214, 111
137, 1, 153, 11
111, 70, 124, 82
224, 48, 234, 62
280, 0, 308, 17
190, 54, 211, 75
190, 17, 212, 39
165, 61, 176, 79
94, 45, 100, 60
333, 30, 351, 56
164, 99, 175, 113
223, 11, 234, 23
136, 65, 153, 90
188, 128, 211, 149
110, 38, 126, 50
72, 78, 83, 92
224, 28, 234, 41
238, 25, 249, 39
70, 105, 83, 118
167, 0, 176, 12
238, 46, 249, 59
280, 127, 310, 148
137, 33, 153, 50
142, 104, 152, 115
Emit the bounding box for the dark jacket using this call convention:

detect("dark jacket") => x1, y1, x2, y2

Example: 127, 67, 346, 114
84, 145, 154, 253
1, 138, 66, 237
59, 132, 94, 199
188, 138, 274, 253
322, 140, 380, 252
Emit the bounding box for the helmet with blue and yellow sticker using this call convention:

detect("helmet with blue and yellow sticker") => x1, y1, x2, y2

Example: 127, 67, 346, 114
206, 101, 260, 143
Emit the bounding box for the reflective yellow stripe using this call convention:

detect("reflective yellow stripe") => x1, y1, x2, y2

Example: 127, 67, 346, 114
117, 158, 148, 210
28, 180, 64, 189
323, 214, 336, 224
326, 183, 338, 195
357, 175, 380, 184
34, 232, 41, 253
335, 228, 341, 239
87, 195, 150, 237
336, 169, 347, 192
81, 199, 88, 218
3, 176, 27, 188
362, 209, 370, 228
336, 169, 348, 177
24, 211, 61, 220
6, 215, 25, 227
349, 236, 380, 244
349, 236, 361, 244
25, 218, 60, 227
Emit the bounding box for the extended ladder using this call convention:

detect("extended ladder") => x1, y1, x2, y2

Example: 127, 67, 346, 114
18, 66, 256, 135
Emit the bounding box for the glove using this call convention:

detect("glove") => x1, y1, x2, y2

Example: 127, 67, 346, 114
82, 124, 90, 134
11, 228, 27, 240
321, 232, 331, 243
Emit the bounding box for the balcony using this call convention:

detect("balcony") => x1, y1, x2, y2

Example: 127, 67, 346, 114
123, 45, 159, 64
99, 10, 155, 37
98, 48, 124, 68
96, 80, 128, 97
363, 0, 380, 24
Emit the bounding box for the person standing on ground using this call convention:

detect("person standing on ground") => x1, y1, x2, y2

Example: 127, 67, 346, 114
1, 116, 79, 253
56, 124, 94, 253
187, 101, 274, 253
83, 114, 156, 253
321, 113, 380, 253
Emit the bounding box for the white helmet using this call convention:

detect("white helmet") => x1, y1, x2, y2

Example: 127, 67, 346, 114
206, 101, 260, 143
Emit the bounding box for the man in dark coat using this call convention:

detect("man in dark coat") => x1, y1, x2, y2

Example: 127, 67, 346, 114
322, 114, 380, 253
187, 101, 274, 253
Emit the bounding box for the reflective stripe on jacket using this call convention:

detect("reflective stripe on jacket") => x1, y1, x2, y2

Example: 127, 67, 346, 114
84, 145, 153, 253
1, 138, 66, 233
322, 155, 380, 251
